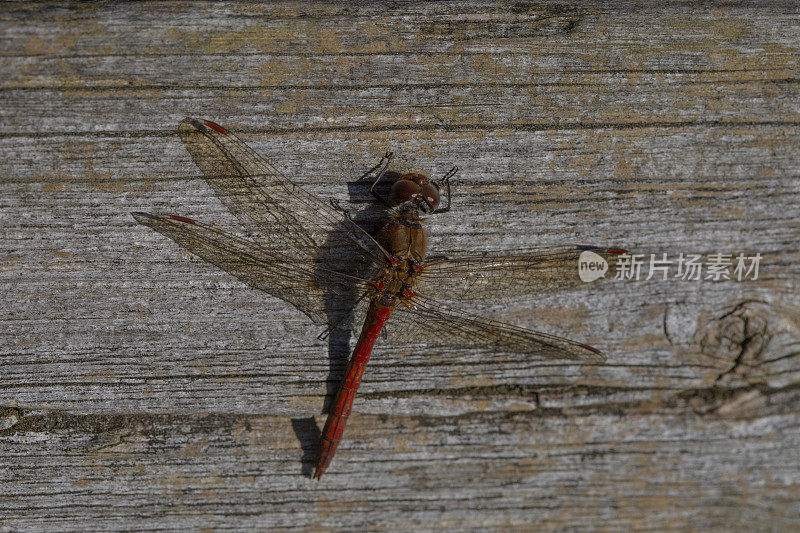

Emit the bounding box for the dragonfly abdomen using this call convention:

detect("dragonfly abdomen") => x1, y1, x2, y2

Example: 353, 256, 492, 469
313, 299, 394, 479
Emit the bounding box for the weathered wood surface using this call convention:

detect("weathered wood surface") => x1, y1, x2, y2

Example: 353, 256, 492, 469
2, 1, 800, 530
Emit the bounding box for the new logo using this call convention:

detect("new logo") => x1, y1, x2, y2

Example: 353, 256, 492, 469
578, 251, 609, 282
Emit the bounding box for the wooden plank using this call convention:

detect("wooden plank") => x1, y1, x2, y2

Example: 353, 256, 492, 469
2, 1, 799, 530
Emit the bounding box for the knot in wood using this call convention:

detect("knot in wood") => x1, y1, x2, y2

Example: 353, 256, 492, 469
698, 300, 771, 384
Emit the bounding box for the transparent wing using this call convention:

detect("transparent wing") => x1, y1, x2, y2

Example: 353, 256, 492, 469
132, 212, 369, 326
377, 292, 606, 362
415, 246, 627, 303
178, 118, 386, 279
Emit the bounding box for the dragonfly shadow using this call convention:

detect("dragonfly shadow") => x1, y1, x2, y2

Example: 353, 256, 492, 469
314, 175, 388, 413
168, 122, 398, 475
290, 416, 321, 478
289, 169, 387, 475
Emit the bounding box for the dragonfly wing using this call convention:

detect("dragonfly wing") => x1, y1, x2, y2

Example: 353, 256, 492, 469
382, 292, 606, 362
132, 212, 368, 326
415, 246, 627, 303
178, 118, 386, 279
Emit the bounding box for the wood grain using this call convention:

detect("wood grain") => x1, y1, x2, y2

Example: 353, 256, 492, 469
2, 1, 799, 530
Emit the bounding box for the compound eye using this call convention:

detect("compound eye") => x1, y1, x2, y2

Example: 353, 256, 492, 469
401, 172, 427, 186
420, 182, 440, 212
388, 179, 422, 206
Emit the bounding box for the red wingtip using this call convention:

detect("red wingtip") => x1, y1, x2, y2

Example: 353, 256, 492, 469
608, 248, 629, 255
203, 120, 227, 134
169, 215, 196, 224
578, 343, 602, 355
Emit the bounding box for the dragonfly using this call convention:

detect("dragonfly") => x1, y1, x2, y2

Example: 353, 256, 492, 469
132, 119, 627, 479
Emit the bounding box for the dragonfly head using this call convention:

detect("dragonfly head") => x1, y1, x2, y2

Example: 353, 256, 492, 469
388, 172, 440, 214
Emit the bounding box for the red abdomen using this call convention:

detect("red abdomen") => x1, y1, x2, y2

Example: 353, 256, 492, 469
313, 299, 394, 479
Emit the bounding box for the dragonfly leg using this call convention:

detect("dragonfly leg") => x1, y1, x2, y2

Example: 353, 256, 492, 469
433, 165, 457, 214
357, 151, 394, 182
328, 198, 354, 221
356, 152, 394, 207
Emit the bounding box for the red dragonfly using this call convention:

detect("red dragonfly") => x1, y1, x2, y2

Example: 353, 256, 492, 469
133, 119, 626, 479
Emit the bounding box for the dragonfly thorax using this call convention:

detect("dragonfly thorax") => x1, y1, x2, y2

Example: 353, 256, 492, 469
377, 210, 427, 266
368, 268, 419, 302
371, 200, 428, 304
